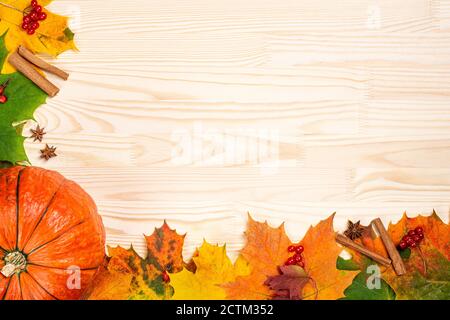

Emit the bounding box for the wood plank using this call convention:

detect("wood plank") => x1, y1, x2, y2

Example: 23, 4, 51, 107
25, 0, 450, 257
25, 133, 450, 168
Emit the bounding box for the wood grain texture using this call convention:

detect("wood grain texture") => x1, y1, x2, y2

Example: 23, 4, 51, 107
24, 0, 450, 258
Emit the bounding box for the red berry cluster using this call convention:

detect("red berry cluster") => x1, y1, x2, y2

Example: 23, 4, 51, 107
398, 226, 424, 250
162, 270, 170, 283
285, 245, 305, 268
0, 79, 10, 104
21, 0, 47, 35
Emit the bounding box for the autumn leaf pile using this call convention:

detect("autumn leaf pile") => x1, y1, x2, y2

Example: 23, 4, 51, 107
82, 213, 450, 300
340, 212, 450, 300
0, 0, 75, 166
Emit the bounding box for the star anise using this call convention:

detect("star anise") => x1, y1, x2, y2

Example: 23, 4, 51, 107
40, 144, 57, 161
344, 220, 366, 240
30, 125, 46, 142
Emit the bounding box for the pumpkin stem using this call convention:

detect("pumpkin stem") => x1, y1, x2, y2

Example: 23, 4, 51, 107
1, 251, 27, 277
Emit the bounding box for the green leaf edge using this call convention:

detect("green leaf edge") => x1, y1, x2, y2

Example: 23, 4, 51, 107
0, 31, 48, 165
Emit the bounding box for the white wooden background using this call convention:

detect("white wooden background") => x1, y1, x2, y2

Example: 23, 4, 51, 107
24, 0, 450, 259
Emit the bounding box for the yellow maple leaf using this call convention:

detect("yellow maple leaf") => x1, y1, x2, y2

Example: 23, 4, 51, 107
0, 0, 76, 73
170, 241, 250, 300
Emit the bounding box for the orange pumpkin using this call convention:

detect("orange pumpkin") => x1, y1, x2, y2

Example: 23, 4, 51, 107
0, 166, 105, 300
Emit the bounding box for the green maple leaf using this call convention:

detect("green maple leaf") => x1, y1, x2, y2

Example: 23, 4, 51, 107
336, 256, 361, 271
0, 32, 48, 166
340, 271, 396, 300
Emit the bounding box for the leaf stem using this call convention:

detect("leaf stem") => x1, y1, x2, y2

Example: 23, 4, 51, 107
308, 277, 318, 300
417, 245, 427, 276
0, 2, 22, 13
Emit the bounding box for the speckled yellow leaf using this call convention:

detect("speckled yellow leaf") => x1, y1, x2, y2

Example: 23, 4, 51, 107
82, 222, 185, 300
0, 0, 76, 73
170, 241, 250, 300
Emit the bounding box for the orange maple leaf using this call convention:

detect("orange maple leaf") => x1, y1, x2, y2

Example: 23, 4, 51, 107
145, 221, 186, 273
225, 214, 357, 300
224, 214, 293, 300
388, 211, 449, 260
300, 214, 357, 299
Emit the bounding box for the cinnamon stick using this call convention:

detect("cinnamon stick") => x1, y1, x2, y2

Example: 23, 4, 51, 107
335, 234, 392, 266
372, 218, 406, 276
8, 52, 59, 97
18, 46, 69, 80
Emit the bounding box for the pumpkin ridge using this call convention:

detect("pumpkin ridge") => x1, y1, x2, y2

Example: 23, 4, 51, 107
17, 273, 23, 299
25, 271, 59, 300
14, 168, 26, 251
0, 167, 23, 250
19, 174, 67, 252
26, 262, 99, 271
4, 274, 22, 299
26, 220, 86, 256
19, 271, 56, 300
1, 276, 12, 300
